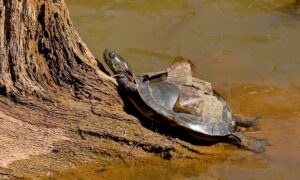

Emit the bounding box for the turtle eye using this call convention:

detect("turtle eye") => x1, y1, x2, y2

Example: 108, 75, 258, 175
108, 52, 116, 59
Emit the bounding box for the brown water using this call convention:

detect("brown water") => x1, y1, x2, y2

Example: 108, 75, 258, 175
64, 0, 300, 179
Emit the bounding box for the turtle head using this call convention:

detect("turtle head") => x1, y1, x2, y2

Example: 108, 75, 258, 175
103, 49, 133, 77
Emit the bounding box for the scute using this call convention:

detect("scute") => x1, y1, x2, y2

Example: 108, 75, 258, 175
167, 60, 215, 116
150, 81, 179, 111
202, 95, 224, 124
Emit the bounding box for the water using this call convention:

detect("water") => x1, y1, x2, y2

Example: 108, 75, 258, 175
64, 0, 300, 179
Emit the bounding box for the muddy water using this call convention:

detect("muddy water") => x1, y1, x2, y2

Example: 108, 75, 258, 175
65, 0, 300, 179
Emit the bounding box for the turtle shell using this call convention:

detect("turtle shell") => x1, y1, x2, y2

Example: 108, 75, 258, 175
135, 74, 235, 137
167, 57, 213, 94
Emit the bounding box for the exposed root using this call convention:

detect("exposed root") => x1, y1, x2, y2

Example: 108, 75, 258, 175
78, 128, 175, 160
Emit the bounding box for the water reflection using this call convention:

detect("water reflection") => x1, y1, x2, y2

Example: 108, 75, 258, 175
64, 0, 300, 179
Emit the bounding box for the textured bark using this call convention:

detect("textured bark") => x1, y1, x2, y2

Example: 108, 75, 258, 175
0, 0, 115, 100
0, 0, 209, 178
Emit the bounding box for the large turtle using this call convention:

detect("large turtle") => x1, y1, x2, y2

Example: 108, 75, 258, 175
103, 49, 268, 153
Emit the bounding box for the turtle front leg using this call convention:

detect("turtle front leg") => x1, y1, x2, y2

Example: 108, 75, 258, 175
114, 74, 137, 93
227, 133, 269, 153
233, 114, 260, 128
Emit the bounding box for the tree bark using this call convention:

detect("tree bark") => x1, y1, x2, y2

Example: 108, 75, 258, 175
0, 0, 115, 100
0, 0, 208, 178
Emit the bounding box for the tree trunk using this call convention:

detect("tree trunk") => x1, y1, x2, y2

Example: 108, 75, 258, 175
0, 0, 207, 178
0, 0, 115, 100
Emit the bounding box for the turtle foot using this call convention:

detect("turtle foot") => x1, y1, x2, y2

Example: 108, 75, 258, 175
228, 134, 270, 153
233, 114, 260, 128
114, 74, 137, 93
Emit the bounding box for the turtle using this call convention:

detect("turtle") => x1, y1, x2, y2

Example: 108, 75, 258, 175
103, 49, 268, 153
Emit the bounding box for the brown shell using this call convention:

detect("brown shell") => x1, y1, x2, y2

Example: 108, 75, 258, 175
171, 56, 197, 76
167, 59, 214, 116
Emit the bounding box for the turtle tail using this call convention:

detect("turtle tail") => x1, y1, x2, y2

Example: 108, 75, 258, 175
227, 133, 269, 153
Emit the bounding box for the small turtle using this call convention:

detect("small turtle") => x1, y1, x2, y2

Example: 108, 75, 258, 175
103, 49, 268, 153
